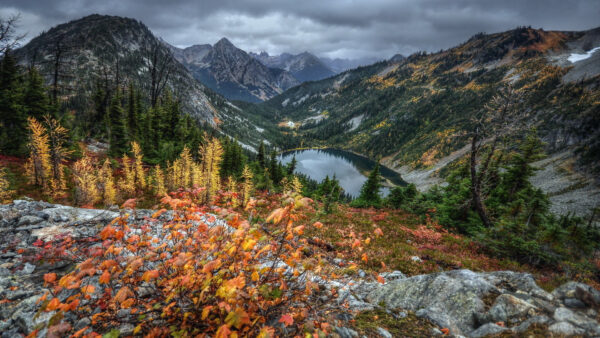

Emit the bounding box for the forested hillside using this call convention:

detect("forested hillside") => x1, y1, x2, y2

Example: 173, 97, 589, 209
254, 27, 600, 175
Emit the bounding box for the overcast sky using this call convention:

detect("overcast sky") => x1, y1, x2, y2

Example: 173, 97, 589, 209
1, 0, 599, 59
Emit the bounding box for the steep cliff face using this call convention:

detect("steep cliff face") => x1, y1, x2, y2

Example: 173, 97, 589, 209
170, 38, 300, 102
15, 14, 221, 123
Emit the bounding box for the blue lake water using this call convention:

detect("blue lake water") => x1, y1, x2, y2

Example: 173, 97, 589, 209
279, 149, 405, 198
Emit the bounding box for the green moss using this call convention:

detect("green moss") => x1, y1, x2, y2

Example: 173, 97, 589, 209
353, 308, 437, 337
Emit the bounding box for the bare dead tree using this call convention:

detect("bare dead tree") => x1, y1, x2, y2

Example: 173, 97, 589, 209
470, 85, 526, 227
37, 35, 76, 104
143, 42, 174, 107
0, 14, 26, 55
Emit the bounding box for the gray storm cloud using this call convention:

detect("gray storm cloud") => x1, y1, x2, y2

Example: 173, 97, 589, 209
1, 0, 599, 59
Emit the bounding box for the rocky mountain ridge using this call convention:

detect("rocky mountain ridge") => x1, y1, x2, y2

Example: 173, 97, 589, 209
14, 14, 225, 123
168, 38, 300, 102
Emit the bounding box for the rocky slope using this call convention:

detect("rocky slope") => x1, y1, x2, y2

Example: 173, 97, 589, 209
169, 39, 300, 102
14, 14, 225, 123
2, 200, 600, 337
251, 51, 335, 82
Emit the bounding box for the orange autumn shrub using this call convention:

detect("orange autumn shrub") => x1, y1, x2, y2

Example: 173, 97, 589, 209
39, 190, 335, 337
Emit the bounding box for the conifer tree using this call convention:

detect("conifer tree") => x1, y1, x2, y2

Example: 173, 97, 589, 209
23, 68, 49, 120
0, 50, 27, 156
152, 164, 166, 196
126, 83, 138, 139
25, 117, 51, 188
99, 159, 117, 205
257, 140, 266, 168
291, 176, 303, 194
199, 138, 223, 203
241, 165, 253, 207
227, 176, 238, 207
131, 141, 146, 189
72, 155, 99, 206
44, 116, 71, 195
353, 162, 382, 207
287, 155, 297, 175
0, 167, 13, 203
121, 155, 136, 195
108, 94, 128, 157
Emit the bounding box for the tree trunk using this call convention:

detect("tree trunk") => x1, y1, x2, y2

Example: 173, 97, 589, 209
470, 132, 493, 228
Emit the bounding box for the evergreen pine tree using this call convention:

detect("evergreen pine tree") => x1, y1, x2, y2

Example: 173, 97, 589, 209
126, 82, 138, 139
287, 155, 297, 175
0, 50, 27, 156
353, 162, 382, 207
108, 94, 128, 157
23, 67, 49, 120
257, 140, 266, 168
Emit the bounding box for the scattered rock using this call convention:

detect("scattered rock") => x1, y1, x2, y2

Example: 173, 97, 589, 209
470, 323, 508, 337
376, 327, 393, 338
564, 297, 587, 308
334, 326, 359, 338
17, 215, 43, 226
548, 321, 585, 335
483, 294, 538, 324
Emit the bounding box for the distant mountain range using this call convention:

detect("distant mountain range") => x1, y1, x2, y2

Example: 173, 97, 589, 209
168, 39, 300, 103
170, 39, 384, 101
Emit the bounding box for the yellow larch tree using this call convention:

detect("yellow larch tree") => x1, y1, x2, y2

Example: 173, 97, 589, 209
44, 116, 71, 196
177, 146, 194, 188
25, 117, 52, 189
72, 155, 100, 206
0, 167, 13, 203
131, 141, 146, 190
227, 176, 238, 207
121, 155, 136, 195
241, 165, 253, 207
152, 164, 166, 196
291, 176, 303, 194
191, 162, 202, 188
99, 159, 117, 205
198, 138, 223, 203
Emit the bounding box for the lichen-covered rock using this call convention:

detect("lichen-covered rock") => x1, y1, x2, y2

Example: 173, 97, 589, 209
366, 270, 496, 335
552, 281, 600, 307
549, 321, 586, 335
483, 294, 539, 324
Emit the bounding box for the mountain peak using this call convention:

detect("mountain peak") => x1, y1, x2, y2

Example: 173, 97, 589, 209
215, 37, 234, 47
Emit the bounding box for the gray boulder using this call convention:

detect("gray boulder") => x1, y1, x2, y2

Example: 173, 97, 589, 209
470, 323, 508, 337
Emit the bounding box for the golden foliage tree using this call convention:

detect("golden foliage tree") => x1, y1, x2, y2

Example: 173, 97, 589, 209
198, 138, 223, 203
131, 142, 146, 190
152, 164, 166, 197
121, 155, 136, 195
291, 176, 303, 194
0, 167, 13, 203
169, 146, 194, 190
99, 159, 117, 205
72, 155, 99, 206
226, 176, 238, 207
25, 117, 51, 189
241, 165, 253, 207
44, 116, 71, 196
